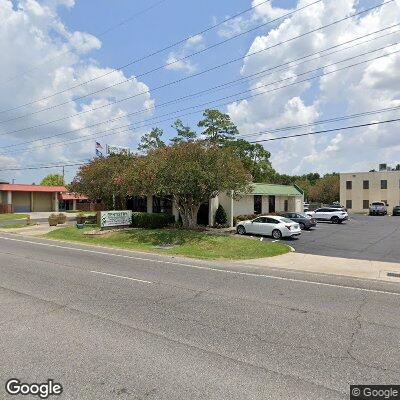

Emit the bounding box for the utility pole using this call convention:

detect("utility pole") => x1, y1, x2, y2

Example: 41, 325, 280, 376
62, 166, 65, 182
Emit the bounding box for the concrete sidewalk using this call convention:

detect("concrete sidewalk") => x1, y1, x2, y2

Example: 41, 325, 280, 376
239, 252, 400, 282
0, 222, 73, 236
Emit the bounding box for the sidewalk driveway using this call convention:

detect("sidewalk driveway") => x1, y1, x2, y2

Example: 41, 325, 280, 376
288, 214, 400, 263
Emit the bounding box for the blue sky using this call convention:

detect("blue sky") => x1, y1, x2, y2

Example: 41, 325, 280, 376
0, 0, 399, 184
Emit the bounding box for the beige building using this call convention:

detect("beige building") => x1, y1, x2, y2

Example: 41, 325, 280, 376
210, 183, 304, 227
129, 184, 304, 227
0, 183, 91, 213
340, 169, 400, 213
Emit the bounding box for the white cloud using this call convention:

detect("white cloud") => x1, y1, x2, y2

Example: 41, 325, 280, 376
164, 35, 204, 74
227, 0, 400, 175
0, 0, 154, 180
165, 54, 198, 73
186, 34, 204, 47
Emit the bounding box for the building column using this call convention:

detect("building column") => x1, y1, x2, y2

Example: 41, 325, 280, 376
229, 191, 234, 228
6, 191, 12, 204
208, 196, 219, 226
53, 193, 59, 212
30, 192, 34, 212
72, 199, 77, 211
147, 196, 153, 213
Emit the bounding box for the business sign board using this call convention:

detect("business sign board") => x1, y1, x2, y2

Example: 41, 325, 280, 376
106, 144, 131, 156
99, 210, 132, 229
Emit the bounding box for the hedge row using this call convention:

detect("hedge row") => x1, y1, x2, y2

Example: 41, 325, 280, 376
132, 212, 175, 229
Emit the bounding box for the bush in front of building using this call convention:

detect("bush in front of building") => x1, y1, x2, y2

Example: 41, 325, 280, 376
233, 214, 258, 226
48, 214, 59, 226
215, 205, 228, 226
131, 212, 175, 229
57, 213, 67, 224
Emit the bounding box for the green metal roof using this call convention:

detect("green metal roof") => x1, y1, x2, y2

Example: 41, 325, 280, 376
248, 183, 303, 196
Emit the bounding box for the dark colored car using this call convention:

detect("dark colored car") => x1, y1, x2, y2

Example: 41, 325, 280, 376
393, 206, 400, 216
280, 212, 317, 230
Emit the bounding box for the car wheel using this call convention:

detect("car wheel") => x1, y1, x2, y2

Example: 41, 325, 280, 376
237, 225, 246, 235
272, 229, 282, 239
331, 216, 340, 224
299, 222, 305, 230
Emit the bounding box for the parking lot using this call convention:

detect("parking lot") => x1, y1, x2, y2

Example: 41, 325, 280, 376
285, 214, 400, 263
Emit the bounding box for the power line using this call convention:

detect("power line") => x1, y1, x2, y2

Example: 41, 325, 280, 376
0, 162, 87, 172
2, 26, 398, 149
237, 104, 400, 139
248, 118, 400, 144
0, 3, 393, 135
6, 117, 400, 171
0, 0, 275, 114
2, 44, 398, 155
0, 0, 169, 87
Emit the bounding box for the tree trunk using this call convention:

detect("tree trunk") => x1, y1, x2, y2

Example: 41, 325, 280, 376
175, 199, 201, 229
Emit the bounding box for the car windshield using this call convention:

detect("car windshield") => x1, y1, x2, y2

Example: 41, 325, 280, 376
372, 202, 384, 206
280, 217, 294, 224
297, 213, 309, 218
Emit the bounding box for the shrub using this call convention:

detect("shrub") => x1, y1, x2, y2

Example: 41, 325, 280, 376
57, 213, 67, 224
233, 214, 258, 226
215, 205, 228, 225
48, 214, 58, 226
76, 213, 86, 224
131, 212, 175, 229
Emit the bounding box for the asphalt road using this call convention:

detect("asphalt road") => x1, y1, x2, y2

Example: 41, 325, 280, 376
0, 233, 399, 399
286, 214, 400, 263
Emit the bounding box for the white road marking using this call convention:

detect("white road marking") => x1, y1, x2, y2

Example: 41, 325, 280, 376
90, 270, 152, 284
1, 235, 400, 297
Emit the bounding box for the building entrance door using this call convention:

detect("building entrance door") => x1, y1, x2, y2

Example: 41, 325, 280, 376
269, 196, 276, 213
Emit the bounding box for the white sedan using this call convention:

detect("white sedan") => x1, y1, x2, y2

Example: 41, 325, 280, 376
236, 215, 301, 239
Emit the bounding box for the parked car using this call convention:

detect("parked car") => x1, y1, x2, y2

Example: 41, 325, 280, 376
392, 205, 400, 216
303, 202, 310, 212
327, 204, 347, 211
236, 215, 301, 239
306, 208, 348, 224
369, 202, 387, 216
280, 212, 317, 230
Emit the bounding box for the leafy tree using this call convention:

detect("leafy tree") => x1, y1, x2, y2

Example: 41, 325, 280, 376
198, 109, 239, 143
138, 128, 165, 153
224, 139, 276, 182
215, 204, 228, 225
133, 141, 251, 228
170, 119, 197, 144
70, 154, 138, 209
40, 174, 65, 186
294, 178, 312, 200
308, 173, 339, 204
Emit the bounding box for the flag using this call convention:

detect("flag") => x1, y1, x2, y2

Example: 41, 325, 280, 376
95, 142, 103, 149
95, 149, 103, 157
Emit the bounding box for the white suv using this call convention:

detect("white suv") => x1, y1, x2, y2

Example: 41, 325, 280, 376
306, 207, 348, 224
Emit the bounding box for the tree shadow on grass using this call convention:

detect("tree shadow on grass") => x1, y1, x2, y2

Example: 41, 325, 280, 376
119, 228, 205, 246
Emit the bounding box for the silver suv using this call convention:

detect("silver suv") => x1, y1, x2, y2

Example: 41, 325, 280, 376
369, 202, 387, 216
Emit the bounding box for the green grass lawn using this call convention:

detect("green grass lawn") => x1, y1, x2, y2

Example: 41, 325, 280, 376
44, 227, 290, 260
0, 213, 29, 221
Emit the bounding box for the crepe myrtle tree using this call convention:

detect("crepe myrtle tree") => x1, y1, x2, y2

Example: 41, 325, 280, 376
132, 141, 251, 228
70, 154, 137, 210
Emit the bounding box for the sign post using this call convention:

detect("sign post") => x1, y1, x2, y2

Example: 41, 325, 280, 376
98, 210, 132, 229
